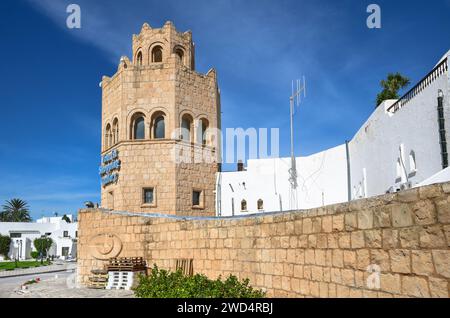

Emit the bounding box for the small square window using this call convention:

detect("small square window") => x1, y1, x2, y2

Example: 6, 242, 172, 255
143, 188, 155, 205
192, 190, 203, 208
63, 231, 69, 238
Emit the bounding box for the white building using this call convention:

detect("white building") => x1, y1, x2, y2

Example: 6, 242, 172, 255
217, 51, 450, 216
0, 215, 78, 260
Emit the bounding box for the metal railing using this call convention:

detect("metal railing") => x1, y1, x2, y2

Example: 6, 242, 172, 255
387, 57, 448, 113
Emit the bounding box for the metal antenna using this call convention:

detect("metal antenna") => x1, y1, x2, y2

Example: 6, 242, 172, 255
288, 76, 306, 209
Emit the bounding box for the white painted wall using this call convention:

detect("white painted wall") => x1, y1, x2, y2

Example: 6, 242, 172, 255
217, 51, 450, 216
349, 65, 450, 198
0, 215, 78, 260
217, 145, 348, 216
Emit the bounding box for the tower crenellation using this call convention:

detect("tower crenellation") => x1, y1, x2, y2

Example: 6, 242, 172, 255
131, 21, 195, 70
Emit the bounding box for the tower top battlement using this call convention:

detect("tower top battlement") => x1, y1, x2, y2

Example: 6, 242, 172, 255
130, 21, 195, 70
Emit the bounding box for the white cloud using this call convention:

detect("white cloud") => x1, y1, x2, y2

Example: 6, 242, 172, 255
25, 0, 130, 63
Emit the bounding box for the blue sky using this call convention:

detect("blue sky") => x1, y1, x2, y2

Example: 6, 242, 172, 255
0, 0, 449, 219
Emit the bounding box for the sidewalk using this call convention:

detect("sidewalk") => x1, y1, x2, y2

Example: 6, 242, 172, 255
0, 262, 77, 278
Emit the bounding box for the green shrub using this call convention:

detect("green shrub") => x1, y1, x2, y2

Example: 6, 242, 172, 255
30, 251, 39, 259
134, 265, 265, 298
0, 234, 11, 258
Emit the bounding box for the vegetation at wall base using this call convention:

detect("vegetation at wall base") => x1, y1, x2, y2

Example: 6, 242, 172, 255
134, 265, 265, 298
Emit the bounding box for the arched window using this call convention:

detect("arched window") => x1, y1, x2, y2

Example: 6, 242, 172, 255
174, 47, 184, 64
133, 116, 145, 140
257, 199, 264, 211
136, 51, 143, 66
154, 116, 165, 139
151, 46, 163, 63
181, 114, 192, 142
197, 118, 209, 145
409, 151, 417, 172
112, 118, 119, 145
105, 124, 111, 149
241, 199, 247, 212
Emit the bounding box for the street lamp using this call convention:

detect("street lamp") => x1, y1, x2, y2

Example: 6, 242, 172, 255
14, 239, 22, 267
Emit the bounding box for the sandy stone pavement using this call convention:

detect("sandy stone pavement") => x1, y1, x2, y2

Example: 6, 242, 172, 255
0, 271, 135, 298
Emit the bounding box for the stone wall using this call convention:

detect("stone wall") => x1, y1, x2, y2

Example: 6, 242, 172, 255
78, 182, 450, 298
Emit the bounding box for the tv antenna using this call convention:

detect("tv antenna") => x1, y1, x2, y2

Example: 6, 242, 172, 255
288, 77, 306, 209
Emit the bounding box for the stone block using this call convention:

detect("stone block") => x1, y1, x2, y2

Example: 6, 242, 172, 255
399, 228, 420, 249
436, 198, 450, 224
397, 188, 419, 202
412, 200, 436, 225
364, 230, 382, 248
419, 184, 442, 199
411, 250, 434, 276
391, 204, 414, 228
419, 226, 447, 248
356, 249, 370, 271
371, 249, 390, 271
332, 215, 344, 232
294, 220, 303, 235
345, 213, 357, 231
332, 249, 344, 268
442, 182, 450, 194
330, 268, 342, 284
382, 229, 399, 249
390, 249, 411, 273
303, 218, 313, 234
432, 250, 450, 278
373, 207, 391, 228
338, 233, 351, 249
327, 233, 339, 249
429, 277, 448, 298
351, 231, 365, 249
401, 276, 430, 298
343, 250, 356, 269
322, 216, 333, 233
357, 210, 373, 229
315, 250, 326, 266
305, 249, 315, 265
380, 273, 401, 294
341, 269, 355, 287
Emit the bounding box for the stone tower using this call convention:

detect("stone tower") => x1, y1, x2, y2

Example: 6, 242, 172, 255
99, 21, 221, 216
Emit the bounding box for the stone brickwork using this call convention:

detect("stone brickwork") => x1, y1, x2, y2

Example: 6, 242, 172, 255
100, 21, 220, 216
78, 182, 450, 298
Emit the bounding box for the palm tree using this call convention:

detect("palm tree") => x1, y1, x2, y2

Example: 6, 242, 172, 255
376, 73, 410, 107
1, 199, 32, 222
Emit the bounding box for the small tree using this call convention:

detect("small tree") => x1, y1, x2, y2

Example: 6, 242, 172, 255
33, 237, 53, 263
61, 215, 71, 223
0, 234, 11, 259
376, 72, 410, 107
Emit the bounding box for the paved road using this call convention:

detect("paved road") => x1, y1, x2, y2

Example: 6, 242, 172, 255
0, 269, 134, 298
0, 270, 73, 285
